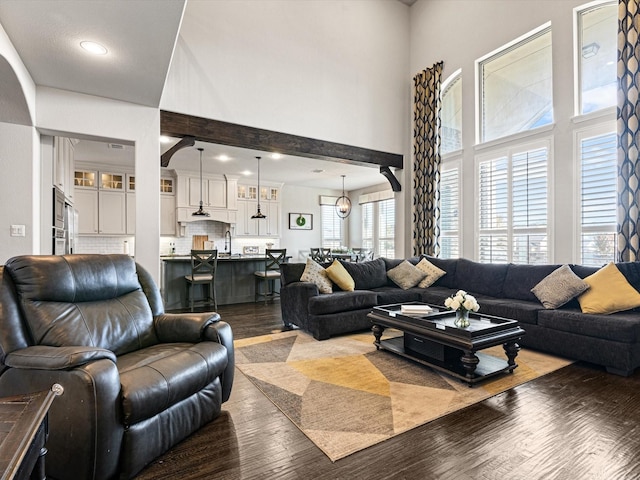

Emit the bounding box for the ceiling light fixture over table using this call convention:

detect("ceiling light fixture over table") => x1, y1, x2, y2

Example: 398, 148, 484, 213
335, 174, 352, 219
80, 41, 107, 55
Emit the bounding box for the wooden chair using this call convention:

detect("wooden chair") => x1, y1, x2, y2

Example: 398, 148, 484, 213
254, 249, 287, 304
184, 249, 218, 311
320, 248, 332, 263
310, 247, 322, 262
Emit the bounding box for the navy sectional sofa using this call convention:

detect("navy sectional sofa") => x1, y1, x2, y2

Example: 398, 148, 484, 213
279, 256, 640, 376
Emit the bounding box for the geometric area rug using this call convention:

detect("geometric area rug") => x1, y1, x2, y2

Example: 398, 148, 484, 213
234, 330, 573, 462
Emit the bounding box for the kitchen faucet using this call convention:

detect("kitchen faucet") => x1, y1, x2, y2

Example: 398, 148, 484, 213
224, 230, 231, 254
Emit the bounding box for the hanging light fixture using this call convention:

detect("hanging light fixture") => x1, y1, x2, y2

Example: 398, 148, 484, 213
251, 156, 266, 219
192, 147, 210, 217
335, 174, 352, 219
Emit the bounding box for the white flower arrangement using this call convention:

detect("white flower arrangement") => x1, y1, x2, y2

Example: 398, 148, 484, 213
444, 290, 480, 313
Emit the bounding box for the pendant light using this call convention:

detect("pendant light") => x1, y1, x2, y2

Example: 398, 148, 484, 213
335, 174, 352, 219
251, 156, 266, 219
192, 147, 210, 217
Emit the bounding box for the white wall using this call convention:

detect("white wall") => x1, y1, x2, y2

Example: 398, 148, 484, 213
0, 122, 38, 262
36, 87, 161, 280
410, 0, 592, 263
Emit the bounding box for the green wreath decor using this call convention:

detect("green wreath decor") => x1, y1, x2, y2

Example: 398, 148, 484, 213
296, 215, 306, 227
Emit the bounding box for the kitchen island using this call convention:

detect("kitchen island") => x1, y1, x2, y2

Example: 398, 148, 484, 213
161, 255, 275, 309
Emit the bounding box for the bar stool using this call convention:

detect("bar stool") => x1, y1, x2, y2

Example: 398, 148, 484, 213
184, 249, 218, 311
254, 249, 287, 304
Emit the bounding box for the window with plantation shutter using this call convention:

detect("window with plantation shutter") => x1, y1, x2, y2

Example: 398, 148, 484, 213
321, 204, 343, 249
378, 199, 395, 258
477, 141, 549, 264
578, 126, 617, 266
439, 163, 460, 258
361, 202, 374, 251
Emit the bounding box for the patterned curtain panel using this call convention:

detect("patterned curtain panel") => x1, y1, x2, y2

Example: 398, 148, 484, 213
413, 61, 443, 257
617, 0, 640, 262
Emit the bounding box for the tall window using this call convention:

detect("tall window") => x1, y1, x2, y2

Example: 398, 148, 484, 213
478, 142, 549, 264
441, 72, 462, 154
577, 1, 617, 115
321, 203, 343, 249
439, 162, 460, 258
360, 193, 395, 258
578, 125, 617, 266
478, 24, 553, 143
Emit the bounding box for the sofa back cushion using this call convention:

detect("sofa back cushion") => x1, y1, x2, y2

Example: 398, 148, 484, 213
502, 264, 561, 302
454, 258, 509, 297
340, 258, 388, 290
5, 254, 157, 356
280, 263, 307, 286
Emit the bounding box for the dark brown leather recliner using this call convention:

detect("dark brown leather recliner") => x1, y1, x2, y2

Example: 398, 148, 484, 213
0, 254, 234, 480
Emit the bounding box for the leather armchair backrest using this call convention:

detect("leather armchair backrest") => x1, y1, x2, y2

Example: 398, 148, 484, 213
0, 266, 32, 366
4, 254, 158, 356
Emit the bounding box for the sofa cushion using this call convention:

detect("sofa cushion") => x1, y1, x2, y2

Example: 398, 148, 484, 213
423, 256, 458, 289
308, 290, 377, 315
415, 258, 446, 288
418, 286, 458, 306
280, 263, 306, 286
476, 298, 543, 326
372, 286, 424, 305
538, 308, 640, 343
387, 260, 427, 289
325, 260, 355, 291
454, 258, 509, 297
531, 265, 590, 309
502, 263, 561, 302
118, 341, 229, 425
340, 258, 387, 290
300, 258, 332, 294
578, 262, 640, 314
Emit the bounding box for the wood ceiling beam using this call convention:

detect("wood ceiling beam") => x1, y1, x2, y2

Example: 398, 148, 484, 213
160, 111, 404, 175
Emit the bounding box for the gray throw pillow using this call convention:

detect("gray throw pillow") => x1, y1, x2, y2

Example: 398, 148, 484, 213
531, 264, 589, 309
387, 260, 427, 290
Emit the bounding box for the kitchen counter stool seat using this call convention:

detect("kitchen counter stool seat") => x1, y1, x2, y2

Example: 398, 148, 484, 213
254, 249, 286, 304
185, 249, 218, 311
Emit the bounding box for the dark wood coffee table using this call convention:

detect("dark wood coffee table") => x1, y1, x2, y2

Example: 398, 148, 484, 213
368, 302, 526, 386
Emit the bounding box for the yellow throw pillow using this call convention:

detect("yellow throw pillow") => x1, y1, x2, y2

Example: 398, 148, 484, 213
325, 259, 355, 291
578, 262, 640, 314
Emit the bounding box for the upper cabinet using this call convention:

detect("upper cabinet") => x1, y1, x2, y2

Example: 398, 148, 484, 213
53, 137, 77, 202
174, 171, 238, 226
235, 182, 281, 237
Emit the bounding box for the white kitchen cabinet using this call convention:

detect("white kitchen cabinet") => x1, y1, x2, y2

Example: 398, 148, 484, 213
126, 192, 136, 234
53, 137, 75, 201
75, 189, 99, 234
99, 190, 127, 234
266, 202, 280, 236
160, 194, 176, 236
188, 177, 226, 208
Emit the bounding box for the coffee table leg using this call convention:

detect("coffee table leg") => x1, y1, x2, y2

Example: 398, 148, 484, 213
461, 350, 479, 382
503, 341, 520, 372
372, 324, 385, 349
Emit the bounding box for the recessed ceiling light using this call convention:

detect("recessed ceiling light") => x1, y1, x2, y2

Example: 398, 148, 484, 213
218, 154, 230, 161
241, 170, 252, 176
312, 169, 324, 173
80, 41, 108, 55
159, 136, 172, 144
271, 153, 282, 160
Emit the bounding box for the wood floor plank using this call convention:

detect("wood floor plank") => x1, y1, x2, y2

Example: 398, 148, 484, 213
135, 301, 640, 480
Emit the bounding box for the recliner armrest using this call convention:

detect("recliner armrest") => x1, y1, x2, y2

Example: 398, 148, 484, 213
4, 345, 116, 370
204, 320, 234, 402
154, 312, 221, 343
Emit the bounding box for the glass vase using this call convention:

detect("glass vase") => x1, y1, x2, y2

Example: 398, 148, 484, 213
454, 309, 470, 328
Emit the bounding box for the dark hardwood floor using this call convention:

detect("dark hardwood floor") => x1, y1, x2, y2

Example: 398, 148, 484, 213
136, 301, 640, 480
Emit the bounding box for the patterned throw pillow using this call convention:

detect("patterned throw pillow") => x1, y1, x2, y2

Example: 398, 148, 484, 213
387, 260, 427, 290
300, 258, 333, 294
415, 258, 446, 288
325, 260, 355, 291
531, 264, 589, 309
578, 262, 640, 314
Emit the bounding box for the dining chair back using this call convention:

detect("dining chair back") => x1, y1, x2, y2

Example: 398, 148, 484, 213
184, 249, 218, 311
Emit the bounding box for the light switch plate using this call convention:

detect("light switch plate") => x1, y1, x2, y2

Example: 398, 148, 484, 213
10, 225, 26, 237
